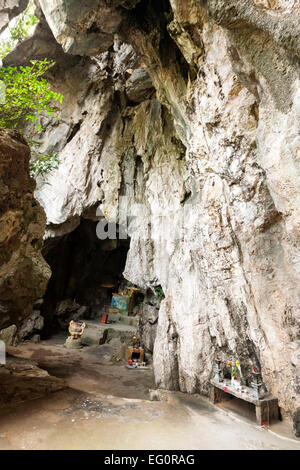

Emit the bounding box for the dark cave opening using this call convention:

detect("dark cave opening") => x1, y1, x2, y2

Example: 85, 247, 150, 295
126, 0, 173, 35
40, 219, 130, 337
126, 0, 194, 83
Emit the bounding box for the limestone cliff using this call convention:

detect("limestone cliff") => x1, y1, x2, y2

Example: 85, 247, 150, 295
3, 0, 299, 429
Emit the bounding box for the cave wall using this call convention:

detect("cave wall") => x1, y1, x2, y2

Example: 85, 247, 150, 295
9, 0, 299, 424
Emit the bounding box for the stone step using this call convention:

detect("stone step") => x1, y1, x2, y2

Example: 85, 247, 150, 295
82, 320, 137, 346
81, 325, 108, 346
105, 312, 140, 326
97, 311, 140, 326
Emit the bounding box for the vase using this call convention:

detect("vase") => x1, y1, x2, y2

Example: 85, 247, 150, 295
64, 320, 86, 349
68, 320, 86, 339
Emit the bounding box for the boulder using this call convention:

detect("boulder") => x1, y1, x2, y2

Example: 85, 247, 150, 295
0, 325, 18, 347
55, 299, 89, 330
18, 311, 44, 340
126, 68, 154, 103
0, 129, 51, 330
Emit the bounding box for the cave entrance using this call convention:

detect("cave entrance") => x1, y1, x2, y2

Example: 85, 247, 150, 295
40, 219, 131, 337
0, 218, 155, 418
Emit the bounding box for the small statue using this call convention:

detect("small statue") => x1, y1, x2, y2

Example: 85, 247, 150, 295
213, 356, 222, 383
251, 368, 265, 400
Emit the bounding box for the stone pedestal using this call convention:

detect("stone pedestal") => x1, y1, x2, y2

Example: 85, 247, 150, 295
64, 336, 82, 349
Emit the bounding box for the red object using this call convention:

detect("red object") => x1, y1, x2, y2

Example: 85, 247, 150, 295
128, 360, 133, 364
217, 355, 220, 360
253, 368, 257, 373
224, 387, 227, 392
101, 314, 108, 324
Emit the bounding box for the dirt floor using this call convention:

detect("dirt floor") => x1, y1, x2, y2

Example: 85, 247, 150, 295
0, 335, 299, 450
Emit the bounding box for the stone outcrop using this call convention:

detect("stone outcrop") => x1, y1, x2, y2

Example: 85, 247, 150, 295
10, 0, 299, 431
38, 0, 141, 56
18, 310, 44, 340
0, 324, 18, 346
0, 0, 29, 34
0, 355, 65, 407
3, 4, 79, 70
139, 294, 160, 353
0, 129, 51, 330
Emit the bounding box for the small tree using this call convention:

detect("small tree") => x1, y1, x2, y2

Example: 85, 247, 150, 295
29, 143, 60, 181
0, 1, 63, 182
0, 59, 63, 130
0, 59, 63, 181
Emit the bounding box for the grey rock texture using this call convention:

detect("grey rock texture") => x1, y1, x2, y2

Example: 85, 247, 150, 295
0, 324, 18, 346
0, 129, 51, 330
38, 0, 140, 56
139, 295, 160, 353
126, 68, 155, 103
55, 300, 88, 330
127, 0, 300, 422
19, 0, 299, 430
3, 2, 79, 69
0, 0, 29, 34
18, 311, 44, 340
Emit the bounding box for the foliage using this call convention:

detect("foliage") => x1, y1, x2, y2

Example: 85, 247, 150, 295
226, 361, 239, 379
0, 59, 63, 181
0, 2, 62, 182
0, 59, 63, 131
128, 335, 144, 349
28, 139, 59, 181
9, 11, 38, 41
154, 285, 165, 302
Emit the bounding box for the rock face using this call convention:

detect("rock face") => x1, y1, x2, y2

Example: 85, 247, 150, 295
38, 0, 140, 56
3, 2, 79, 69
139, 294, 160, 353
17, 0, 299, 430
0, 129, 51, 330
0, 0, 29, 34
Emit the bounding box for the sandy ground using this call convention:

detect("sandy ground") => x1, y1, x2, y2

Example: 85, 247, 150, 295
0, 336, 299, 450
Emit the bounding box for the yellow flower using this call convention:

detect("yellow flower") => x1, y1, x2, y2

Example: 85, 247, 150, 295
236, 361, 239, 367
